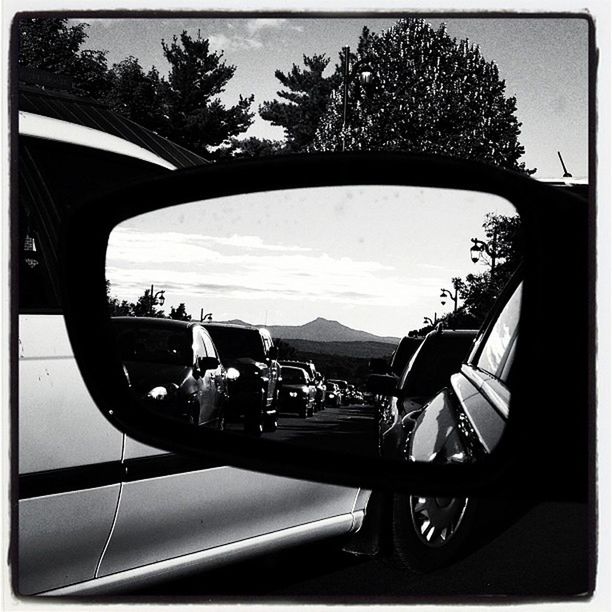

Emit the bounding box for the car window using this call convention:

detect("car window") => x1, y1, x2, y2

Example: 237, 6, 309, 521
282, 368, 306, 384
114, 324, 192, 366
476, 282, 522, 380
201, 329, 218, 359
204, 326, 266, 361
192, 328, 208, 361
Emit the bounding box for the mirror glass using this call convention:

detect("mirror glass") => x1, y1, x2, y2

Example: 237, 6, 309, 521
105, 185, 519, 465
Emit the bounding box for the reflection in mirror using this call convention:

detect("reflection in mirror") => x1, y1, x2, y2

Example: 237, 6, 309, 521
106, 185, 519, 464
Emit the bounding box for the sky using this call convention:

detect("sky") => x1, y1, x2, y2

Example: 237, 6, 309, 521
80, 16, 589, 179
106, 186, 516, 338
81, 16, 588, 336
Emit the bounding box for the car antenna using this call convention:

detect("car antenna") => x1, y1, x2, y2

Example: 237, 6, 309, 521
557, 151, 573, 178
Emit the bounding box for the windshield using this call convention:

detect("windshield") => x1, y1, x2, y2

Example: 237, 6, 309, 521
281, 367, 306, 384
204, 326, 265, 361
113, 322, 191, 366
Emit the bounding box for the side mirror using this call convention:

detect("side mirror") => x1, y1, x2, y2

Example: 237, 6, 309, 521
367, 374, 399, 397
197, 356, 219, 373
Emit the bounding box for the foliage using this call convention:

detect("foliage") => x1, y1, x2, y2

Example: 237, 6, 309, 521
275, 339, 297, 360
18, 17, 111, 99
215, 136, 288, 159
160, 31, 254, 156
105, 57, 168, 132
260, 54, 341, 152
169, 303, 192, 321
312, 19, 534, 174
408, 211, 522, 335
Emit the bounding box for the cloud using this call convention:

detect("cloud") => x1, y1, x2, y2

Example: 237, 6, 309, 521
106, 227, 444, 309
245, 19, 288, 35
208, 33, 263, 52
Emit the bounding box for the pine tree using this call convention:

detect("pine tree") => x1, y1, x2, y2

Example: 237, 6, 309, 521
260, 54, 341, 152
160, 31, 255, 157
312, 19, 534, 174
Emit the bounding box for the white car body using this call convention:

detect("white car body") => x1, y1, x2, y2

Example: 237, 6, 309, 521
17, 100, 369, 595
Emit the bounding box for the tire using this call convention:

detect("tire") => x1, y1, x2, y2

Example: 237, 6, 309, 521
244, 415, 263, 435
262, 411, 278, 432
299, 406, 307, 418
389, 492, 478, 572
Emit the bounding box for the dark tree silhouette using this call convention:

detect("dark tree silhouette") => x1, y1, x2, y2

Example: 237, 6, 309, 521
312, 19, 534, 174
160, 31, 254, 157
260, 54, 341, 152
105, 57, 168, 133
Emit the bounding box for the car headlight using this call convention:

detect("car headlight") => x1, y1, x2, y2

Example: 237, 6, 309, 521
147, 386, 168, 400
146, 383, 179, 401
289, 391, 298, 398
328, 393, 335, 398
301, 385, 309, 394
226, 367, 240, 381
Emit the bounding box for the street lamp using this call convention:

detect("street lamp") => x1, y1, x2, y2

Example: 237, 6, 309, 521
341, 46, 376, 151
469, 231, 499, 272
440, 287, 459, 312
149, 284, 165, 315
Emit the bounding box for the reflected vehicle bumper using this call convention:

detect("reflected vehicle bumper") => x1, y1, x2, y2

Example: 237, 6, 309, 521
279, 395, 308, 414
225, 390, 262, 420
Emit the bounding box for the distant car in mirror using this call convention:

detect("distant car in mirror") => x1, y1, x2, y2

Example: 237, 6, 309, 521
329, 379, 351, 405
278, 359, 321, 410
112, 317, 228, 428
278, 365, 317, 418
203, 323, 280, 434
324, 382, 342, 407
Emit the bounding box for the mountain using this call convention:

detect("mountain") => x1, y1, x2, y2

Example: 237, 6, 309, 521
267, 317, 399, 344
218, 317, 400, 344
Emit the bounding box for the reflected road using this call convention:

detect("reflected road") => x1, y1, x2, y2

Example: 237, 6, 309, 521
267, 403, 378, 456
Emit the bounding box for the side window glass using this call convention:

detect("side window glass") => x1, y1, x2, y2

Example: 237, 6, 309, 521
477, 282, 522, 380
192, 328, 207, 361
202, 332, 217, 358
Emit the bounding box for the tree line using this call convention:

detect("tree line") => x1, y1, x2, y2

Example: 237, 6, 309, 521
18, 17, 533, 172
408, 210, 522, 337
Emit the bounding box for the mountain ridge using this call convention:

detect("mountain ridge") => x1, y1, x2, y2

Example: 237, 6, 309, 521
220, 316, 400, 344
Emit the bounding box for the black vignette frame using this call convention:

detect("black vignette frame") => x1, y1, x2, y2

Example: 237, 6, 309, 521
59, 152, 593, 504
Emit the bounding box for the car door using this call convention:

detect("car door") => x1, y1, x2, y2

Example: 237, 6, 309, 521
452, 281, 522, 455
96, 438, 363, 583
18, 314, 125, 595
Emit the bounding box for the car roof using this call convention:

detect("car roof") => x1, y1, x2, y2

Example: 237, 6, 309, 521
203, 322, 265, 333
111, 316, 203, 330
281, 365, 308, 374
18, 84, 208, 169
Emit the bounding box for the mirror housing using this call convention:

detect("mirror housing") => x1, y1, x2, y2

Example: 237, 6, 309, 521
61, 152, 591, 501
197, 356, 220, 373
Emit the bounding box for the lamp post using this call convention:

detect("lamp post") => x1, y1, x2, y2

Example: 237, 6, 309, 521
341, 46, 376, 151
440, 287, 459, 312
469, 229, 499, 273
149, 284, 165, 315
